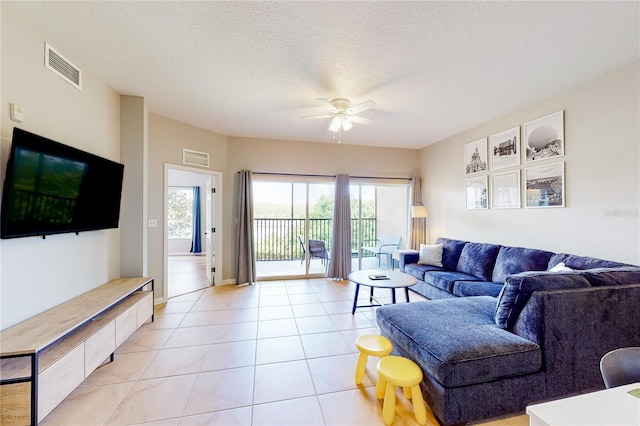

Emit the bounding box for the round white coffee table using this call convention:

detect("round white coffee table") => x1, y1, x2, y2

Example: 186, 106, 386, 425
349, 269, 418, 314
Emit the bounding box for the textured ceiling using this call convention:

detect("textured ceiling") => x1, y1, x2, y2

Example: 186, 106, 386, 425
9, 1, 640, 149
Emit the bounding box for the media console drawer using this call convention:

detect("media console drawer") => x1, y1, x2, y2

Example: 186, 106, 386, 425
38, 344, 85, 422
84, 320, 116, 376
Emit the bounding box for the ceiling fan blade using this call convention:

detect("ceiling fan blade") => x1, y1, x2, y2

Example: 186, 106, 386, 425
300, 114, 334, 119
347, 99, 376, 114
348, 115, 374, 125
316, 98, 338, 113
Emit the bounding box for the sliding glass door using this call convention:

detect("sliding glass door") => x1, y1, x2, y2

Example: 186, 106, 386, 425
253, 179, 334, 279
351, 182, 410, 270
253, 177, 411, 279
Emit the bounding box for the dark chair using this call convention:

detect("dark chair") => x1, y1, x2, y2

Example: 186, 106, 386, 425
600, 347, 640, 388
308, 239, 329, 271
298, 235, 306, 264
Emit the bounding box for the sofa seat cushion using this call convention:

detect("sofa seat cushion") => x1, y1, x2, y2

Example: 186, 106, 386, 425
453, 281, 504, 297
581, 267, 640, 287
423, 270, 482, 293
492, 246, 554, 283
404, 263, 443, 281
376, 297, 542, 387
457, 242, 501, 281
494, 271, 591, 329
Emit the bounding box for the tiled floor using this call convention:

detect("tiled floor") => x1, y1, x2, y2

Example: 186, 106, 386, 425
41, 278, 530, 426
168, 256, 211, 298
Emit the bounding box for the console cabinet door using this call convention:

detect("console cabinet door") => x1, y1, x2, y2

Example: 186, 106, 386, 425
39, 344, 85, 422
84, 320, 115, 376
116, 304, 138, 347
137, 292, 154, 326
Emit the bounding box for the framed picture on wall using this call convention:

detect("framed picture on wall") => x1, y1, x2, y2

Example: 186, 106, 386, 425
491, 171, 520, 209
465, 175, 488, 210
490, 127, 520, 170
525, 162, 565, 208
464, 138, 488, 175
524, 111, 564, 163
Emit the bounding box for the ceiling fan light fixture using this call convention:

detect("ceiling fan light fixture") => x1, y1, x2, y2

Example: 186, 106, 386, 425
329, 116, 341, 132
342, 116, 353, 131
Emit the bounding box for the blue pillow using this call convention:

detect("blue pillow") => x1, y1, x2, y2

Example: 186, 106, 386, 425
456, 242, 500, 281
494, 271, 591, 329
491, 246, 554, 283
435, 237, 468, 271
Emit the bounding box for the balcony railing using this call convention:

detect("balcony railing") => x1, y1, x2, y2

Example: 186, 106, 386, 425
254, 218, 376, 261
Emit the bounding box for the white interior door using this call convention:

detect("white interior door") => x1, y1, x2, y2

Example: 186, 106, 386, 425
205, 177, 214, 284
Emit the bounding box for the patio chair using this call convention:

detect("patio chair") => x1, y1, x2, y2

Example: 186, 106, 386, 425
308, 239, 329, 271
361, 234, 402, 268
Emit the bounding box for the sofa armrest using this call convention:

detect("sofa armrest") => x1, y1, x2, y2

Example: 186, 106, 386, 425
399, 252, 420, 272
513, 283, 640, 398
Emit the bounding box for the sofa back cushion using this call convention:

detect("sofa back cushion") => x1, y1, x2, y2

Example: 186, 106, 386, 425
435, 237, 467, 270
494, 271, 591, 329
581, 267, 640, 287
548, 253, 629, 270
456, 242, 500, 281
492, 246, 555, 283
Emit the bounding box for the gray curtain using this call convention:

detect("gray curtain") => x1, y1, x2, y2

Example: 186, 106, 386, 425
235, 170, 256, 285
409, 177, 427, 249
328, 174, 352, 279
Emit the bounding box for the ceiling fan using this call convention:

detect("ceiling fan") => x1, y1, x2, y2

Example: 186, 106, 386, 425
301, 98, 376, 133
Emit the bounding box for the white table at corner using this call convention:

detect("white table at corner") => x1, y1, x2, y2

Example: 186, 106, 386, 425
526, 383, 640, 426
391, 249, 419, 270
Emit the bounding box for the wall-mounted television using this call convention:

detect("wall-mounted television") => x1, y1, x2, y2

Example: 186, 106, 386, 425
1, 128, 124, 239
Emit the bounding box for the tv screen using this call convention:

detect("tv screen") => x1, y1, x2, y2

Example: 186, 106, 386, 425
1, 128, 124, 239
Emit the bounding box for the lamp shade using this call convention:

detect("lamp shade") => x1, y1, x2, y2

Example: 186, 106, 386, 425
411, 205, 428, 218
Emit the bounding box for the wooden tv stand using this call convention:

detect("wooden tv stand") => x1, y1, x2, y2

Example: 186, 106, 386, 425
0, 277, 154, 425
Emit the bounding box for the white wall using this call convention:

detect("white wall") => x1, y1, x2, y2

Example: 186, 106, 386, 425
1, 4, 121, 329
421, 61, 640, 264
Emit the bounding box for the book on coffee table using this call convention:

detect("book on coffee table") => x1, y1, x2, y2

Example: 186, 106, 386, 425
368, 274, 390, 280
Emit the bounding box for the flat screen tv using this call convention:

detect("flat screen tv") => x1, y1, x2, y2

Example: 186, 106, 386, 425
1, 128, 124, 239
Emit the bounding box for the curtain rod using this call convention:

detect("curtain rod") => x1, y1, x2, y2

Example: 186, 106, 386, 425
248, 171, 411, 181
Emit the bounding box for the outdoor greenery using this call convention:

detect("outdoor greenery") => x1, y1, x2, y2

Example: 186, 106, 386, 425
167, 188, 192, 238
252, 182, 379, 261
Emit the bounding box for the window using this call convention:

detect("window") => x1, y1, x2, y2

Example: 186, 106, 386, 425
167, 187, 193, 238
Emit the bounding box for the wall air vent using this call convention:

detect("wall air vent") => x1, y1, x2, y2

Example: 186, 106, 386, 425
183, 148, 210, 168
45, 42, 82, 90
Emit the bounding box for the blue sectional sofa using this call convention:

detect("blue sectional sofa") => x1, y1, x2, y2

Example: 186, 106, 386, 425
376, 237, 640, 425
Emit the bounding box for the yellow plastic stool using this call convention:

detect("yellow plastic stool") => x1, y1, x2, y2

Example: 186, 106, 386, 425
376, 356, 426, 425
354, 335, 393, 385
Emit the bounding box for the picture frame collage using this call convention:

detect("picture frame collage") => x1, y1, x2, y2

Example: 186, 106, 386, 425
463, 110, 565, 210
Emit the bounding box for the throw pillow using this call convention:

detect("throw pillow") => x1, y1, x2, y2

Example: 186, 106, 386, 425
418, 244, 444, 267
548, 262, 574, 273
457, 242, 500, 281
494, 271, 591, 330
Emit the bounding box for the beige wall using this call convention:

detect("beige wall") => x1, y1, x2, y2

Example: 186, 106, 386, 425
420, 61, 640, 264
147, 113, 228, 297
226, 137, 420, 279
1, 4, 121, 328
146, 132, 419, 291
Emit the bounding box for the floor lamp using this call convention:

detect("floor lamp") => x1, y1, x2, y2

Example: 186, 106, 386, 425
411, 205, 428, 246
